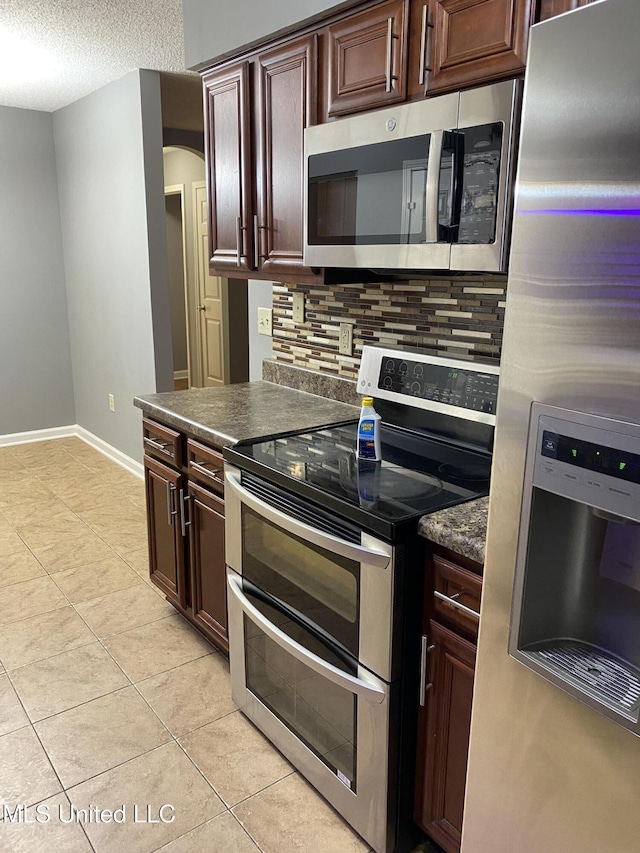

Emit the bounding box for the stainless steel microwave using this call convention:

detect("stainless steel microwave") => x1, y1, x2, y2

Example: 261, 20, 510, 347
304, 80, 521, 274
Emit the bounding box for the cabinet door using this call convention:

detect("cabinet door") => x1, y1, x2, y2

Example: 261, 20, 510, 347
415, 620, 476, 853
144, 456, 186, 609
187, 481, 228, 653
326, 0, 409, 117
426, 0, 535, 95
203, 61, 254, 273
256, 34, 318, 279
537, 0, 594, 21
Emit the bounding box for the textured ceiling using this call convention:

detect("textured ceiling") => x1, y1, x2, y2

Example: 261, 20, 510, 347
0, 0, 190, 112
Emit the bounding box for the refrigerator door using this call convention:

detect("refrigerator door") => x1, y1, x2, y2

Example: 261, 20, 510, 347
463, 1, 640, 852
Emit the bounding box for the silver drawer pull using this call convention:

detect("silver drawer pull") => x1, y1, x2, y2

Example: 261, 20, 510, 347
190, 460, 223, 481
434, 589, 481, 620
419, 634, 436, 706
144, 436, 172, 453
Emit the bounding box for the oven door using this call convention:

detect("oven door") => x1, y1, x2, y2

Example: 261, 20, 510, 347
224, 464, 396, 681
226, 568, 394, 853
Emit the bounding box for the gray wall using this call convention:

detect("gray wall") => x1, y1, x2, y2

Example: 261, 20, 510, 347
54, 70, 172, 462
248, 280, 273, 381
182, 0, 358, 68
165, 194, 188, 373
0, 106, 75, 435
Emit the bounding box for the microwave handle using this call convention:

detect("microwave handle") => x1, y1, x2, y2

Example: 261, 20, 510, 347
425, 130, 444, 243
225, 469, 391, 570
228, 572, 386, 704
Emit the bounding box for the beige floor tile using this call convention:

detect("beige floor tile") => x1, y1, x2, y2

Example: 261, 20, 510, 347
0, 792, 92, 852
10, 643, 129, 722
67, 742, 225, 853
75, 580, 174, 638
233, 773, 369, 853
0, 606, 95, 671
29, 530, 115, 574
0, 496, 69, 528
156, 811, 261, 853
0, 575, 67, 626
0, 448, 26, 473
0, 549, 46, 588
51, 554, 140, 604
137, 654, 237, 737
0, 672, 29, 735
104, 614, 212, 683
120, 547, 149, 577
0, 526, 27, 557
16, 517, 94, 550
34, 686, 171, 788
0, 725, 61, 808
179, 710, 293, 806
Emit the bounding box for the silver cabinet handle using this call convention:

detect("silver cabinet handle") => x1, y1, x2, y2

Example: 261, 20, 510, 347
419, 634, 435, 706
253, 213, 268, 266
144, 436, 171, 453
190, 460, 224, 482
434, 589, 481, 620
166, 482, 177, 526
179, 489, 191, 537
228, 572, 386, 704
385, 16, 399, 93
236, 216, 247, 265
425, 129, 444, 244
419, 4, 434, 87
225, 469, 391, 569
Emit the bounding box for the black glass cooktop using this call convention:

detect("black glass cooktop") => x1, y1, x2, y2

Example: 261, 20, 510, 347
224, 422, 491, 540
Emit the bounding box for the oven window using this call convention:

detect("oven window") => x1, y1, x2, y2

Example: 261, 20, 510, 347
241, 506, 360, 657
244, 611, 357, 791
307, 135, 436, 246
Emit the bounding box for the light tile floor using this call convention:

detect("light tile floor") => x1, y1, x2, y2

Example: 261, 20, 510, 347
0, 437, 387, 853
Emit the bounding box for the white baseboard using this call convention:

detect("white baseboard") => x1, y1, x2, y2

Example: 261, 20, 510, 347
0, 425, 143, 480
173, 369, 188, 381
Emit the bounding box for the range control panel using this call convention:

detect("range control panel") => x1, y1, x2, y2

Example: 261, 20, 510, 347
377, 355, 499, 414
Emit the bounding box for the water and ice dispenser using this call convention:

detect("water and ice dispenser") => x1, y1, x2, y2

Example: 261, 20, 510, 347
510, 403, 640, 734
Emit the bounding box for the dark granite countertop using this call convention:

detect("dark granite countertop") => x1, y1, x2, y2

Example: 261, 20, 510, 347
134, 381, 359, 447
418, 496, 488, 565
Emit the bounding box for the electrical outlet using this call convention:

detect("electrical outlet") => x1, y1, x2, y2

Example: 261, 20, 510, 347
108, 394, 115, 412
339, 323, 353, 355
292, 292, 305, 324
257, 306, 273, 337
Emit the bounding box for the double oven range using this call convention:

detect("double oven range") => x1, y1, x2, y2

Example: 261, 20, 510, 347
223, 346, 498, 853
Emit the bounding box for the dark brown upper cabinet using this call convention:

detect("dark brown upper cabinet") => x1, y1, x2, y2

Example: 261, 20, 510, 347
414, 0, 536, 97
536, 0, 595, 22
325, 0, 410, 118
203, 34, 319, 282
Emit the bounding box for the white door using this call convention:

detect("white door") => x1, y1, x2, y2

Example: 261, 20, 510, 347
194, 181, 226, 386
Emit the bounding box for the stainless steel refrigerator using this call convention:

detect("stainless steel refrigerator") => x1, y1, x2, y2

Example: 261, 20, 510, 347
463, 1, 640, 851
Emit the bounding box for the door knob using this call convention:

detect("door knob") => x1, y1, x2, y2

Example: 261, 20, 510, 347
198, 305, 206, 311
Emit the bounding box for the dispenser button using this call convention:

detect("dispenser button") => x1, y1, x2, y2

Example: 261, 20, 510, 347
607, 485, 633, 499
539, 462, 557, 476
584, 477, 603, 490
562, 471, 581, 484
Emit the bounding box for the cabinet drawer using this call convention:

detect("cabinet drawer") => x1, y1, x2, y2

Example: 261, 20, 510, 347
432, 554, 482, 637
143, 418, 183, 468
187, 439, 225, 495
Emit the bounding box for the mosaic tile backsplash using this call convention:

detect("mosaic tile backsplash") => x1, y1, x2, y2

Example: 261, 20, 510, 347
272, 277, 507, 380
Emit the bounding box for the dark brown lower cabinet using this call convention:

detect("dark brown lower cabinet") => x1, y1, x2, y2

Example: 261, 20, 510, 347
143, 418, 228, 654
144, 455, 187, 609
187, 481, 228, 653
415, 620, 476, 853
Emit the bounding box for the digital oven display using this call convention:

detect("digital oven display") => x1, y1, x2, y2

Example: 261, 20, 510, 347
541, 430, 640, 485
377, 356, 498, 413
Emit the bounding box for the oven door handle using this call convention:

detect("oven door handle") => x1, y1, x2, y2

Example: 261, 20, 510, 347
227, 573, 387, 705
225, 470, 391, 569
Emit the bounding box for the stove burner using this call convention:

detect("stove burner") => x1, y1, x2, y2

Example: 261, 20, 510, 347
438, 461, 491, 482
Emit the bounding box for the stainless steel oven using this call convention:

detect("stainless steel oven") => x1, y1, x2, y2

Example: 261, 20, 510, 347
224, 346, 499, 853
224, 467, 398, 852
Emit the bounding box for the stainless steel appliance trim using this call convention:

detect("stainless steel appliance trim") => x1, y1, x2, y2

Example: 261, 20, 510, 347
451, 79, 521, 272
227, 565, 393, 853
227, 572, 386, 703
357, 344, 499, 425
425, 130, 443, 243
224, 469, 391, 569
434, 589, 480, 619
